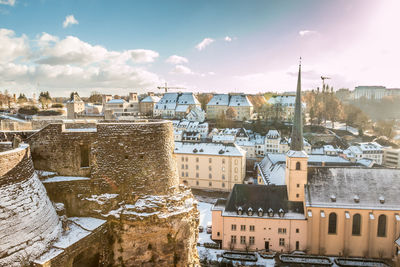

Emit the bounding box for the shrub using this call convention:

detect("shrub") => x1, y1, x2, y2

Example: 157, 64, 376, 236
18, 106, 39, 115
37, 110, 63, 116
51, 103, 64, 108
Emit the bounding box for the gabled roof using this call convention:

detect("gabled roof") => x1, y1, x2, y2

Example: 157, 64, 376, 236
106, 99, 126, 104
141, 95, 160, 103
177, 92, 200, 105
207, 94, 229, 106
228, 94, 253, 107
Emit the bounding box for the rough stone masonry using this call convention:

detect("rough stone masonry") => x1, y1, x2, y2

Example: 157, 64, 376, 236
26, 120, 200, 266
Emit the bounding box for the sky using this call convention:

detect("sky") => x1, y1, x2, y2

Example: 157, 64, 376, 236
0, 0, 399, 97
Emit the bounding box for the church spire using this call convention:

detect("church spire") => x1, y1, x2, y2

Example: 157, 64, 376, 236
290, 58, 303, 151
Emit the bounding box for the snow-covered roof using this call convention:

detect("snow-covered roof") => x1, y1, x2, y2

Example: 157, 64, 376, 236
258, 154, 286, 185
212, 135, 236, 143
228, 94, 253, 107
106, 99, 126, 104
141, 95, 160, 103
207, 94, 229, 106
175, 105, 190, 112
306, 168, 400, 210
174, 142, 245, 157
266, 130, 280, 139
177, 92, 200, 105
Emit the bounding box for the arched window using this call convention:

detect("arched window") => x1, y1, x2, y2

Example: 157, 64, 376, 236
352, 214, 361, 235
377, 215, 387, 237
328, 213, 337, 234
296, 162, 301, 170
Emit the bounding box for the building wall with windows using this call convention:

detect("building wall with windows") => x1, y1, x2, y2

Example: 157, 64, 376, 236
383, 147, 400, 168
174, 142, 246, 191
306, 207, 400, 258
212, 209, 307, 252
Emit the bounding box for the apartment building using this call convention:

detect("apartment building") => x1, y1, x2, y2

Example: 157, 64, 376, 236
383, 147, 400, 168
206, 93, 254, 121
344, 142, 383, 165
174, 142, 246, 191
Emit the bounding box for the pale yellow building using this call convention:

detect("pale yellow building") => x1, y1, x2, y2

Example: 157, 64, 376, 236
174, 142, 246, 191
206, 93, 254, 121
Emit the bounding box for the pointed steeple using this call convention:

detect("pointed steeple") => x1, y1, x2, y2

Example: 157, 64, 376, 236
290, 58, 303, 151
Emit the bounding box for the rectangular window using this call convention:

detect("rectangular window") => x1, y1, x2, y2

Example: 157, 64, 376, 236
209, 158, 212, 163
296, 228, 299, 233
196, 165, 199, 170
278, 228, 287, 234
185, 164, 188, 169
185, 157, 188, 162
240, 236, 246, 244
231, 224, 236, 231
185, 172, 188, 177
196, 181, 199, 186
182, 157, 184, 162
196, 173, 199, 178
80, 144, 90, 167
231, 235, 236, 244
222, 159, 225, 164
181, 172, 184, 177
181, 164, 184, 169
209, 182, 212, 187
279, 238, 285, 246
222, 174, 225, 180
209, 173, 212, 179
250, 225, 255, 232
209, 166, 212, 171
222, 182, 225, 188
196, 157, 199, 162
249, 236, 255, 245
240, 225, 246, 231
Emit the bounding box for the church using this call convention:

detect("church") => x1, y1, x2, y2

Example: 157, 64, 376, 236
211, 61, 400, 261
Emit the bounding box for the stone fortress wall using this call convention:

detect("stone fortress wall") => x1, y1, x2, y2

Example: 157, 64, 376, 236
26, 120, 199, 266
0, 143, 62, 267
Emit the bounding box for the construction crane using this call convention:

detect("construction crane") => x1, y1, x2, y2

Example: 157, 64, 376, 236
157, 82, 186, 93
321, 76, 331, 92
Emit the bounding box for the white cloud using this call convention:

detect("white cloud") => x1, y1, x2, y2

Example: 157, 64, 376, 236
0, 29, 30, 63
299, 30, 317, 37
224, 36, 232, 42
129, 49, 159, 63
63, 15, 79, 28
170, 65, 194, 75
0, 0, 15, 6
208, 71, 215, 75
166, 55, 188, 65
0, 29, 162, 95
195, 38, 214, 51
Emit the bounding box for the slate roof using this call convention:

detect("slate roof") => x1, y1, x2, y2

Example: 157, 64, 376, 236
306, 167, 400, 210
228, 95, 253, 107
207, 94, 230, 106
141, 95, 160, 103
174, 141, 245, 157
177, 92, 200, 105
224, 184, 304, 216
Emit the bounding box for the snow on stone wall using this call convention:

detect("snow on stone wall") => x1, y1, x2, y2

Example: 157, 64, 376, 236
0, 144, 61, 267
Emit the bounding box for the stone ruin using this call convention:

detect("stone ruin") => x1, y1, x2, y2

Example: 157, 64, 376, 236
0, 120, 199, 266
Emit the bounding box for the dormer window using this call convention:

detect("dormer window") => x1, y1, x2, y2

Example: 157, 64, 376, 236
379, 196, 385, 204
268, 208, 274, 217
237, 206, 243, 215
278, 208, 285, 218
354, 195, 360, 203
246, 207, 253, 216
330, 195, 336, 202
258, 208, 263, 217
